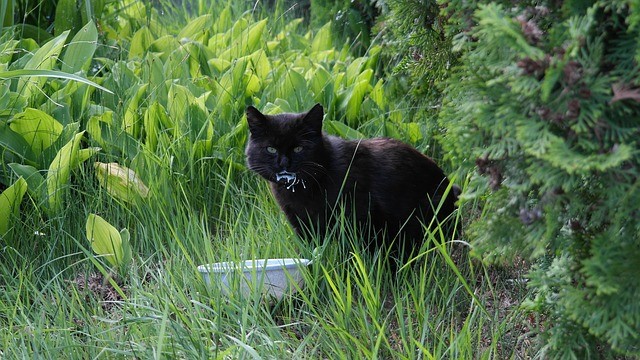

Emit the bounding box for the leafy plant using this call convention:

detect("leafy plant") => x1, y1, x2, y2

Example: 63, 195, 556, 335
0, 176, 26, 241
439, 1, 640, 357
94, 162, 149, 204
86, 213, 132, 273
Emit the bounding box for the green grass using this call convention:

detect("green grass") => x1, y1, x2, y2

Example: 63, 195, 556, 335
1, 164, 533, 358
1, 1, 534, 358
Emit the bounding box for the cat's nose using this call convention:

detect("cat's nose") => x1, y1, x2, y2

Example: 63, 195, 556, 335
278, 155, 290, 168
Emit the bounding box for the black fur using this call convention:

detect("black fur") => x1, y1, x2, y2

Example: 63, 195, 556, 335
245, 103, 457, 259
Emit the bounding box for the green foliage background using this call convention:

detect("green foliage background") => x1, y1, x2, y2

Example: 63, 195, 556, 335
1, 0, 639, 358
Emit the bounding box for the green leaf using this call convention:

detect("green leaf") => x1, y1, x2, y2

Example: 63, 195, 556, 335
54, 0, 80, 36
168, 83, 195, 137
325, 120, 365, 140
0, 69, 113, 94
370, 79, 386, 110
0, 177, 27, 241
178, 14, 213, 41
62, 20, 98, 74
247, 49, 271, 81
94, 162, 149, 204
344, 73, 373, 125
123, 84, 148, 138
219, 19, 267, 60
129, 26, 155, 60
312, 22, 333, 52
149, 35, 180, 61
8, 163, 45, 201
0, 121, 37, 165
76, 147, 101, 166
9, 108, 64, 157
344, 57, 367, 86
213, 6, 232, 32
143, 102, 165, 151
46, 131, 84, 213
1, 0, 14, 32
17, 31, 69, 100
86, 213, 125, 268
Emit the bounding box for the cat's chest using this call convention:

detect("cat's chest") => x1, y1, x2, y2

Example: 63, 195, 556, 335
270, 183, 326, 219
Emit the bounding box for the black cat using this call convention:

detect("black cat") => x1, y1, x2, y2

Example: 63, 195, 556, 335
245, 103, 458, 259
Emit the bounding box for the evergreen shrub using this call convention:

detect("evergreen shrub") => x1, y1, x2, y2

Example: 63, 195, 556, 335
439, 0, 640, 357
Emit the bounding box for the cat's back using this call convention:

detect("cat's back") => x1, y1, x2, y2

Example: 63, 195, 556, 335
341, 137, 454, 216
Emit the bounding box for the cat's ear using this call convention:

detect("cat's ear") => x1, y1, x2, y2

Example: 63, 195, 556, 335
246, 106, 267, 136
303, 103, 324, 133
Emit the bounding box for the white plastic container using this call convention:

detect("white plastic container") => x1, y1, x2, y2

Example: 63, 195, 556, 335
198, 258, 311, 300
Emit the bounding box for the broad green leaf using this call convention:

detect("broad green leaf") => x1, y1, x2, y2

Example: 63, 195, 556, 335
325, 120, 365, 140
244, 73, 261, 97
370, 79, 386, 110
1, 0, 14, 33
87, 112, 139, 159
245, 19, 267, 53
8, 163, 45, 201
62, 20, 98, 73
0, 69, 113, 94
0, 121, 37, 164
0, 81, 10, 112
143, 102, 166, 151
88, 114, 109, 141
213, 6, 232, 32
164, 47, 190, 79
54, 0, 79, 36
77, 147, 101, 166
247, 49, 271, 81
123, 84, 148, 138
141, 53, 165, 97
209, 58, 231, 73
345, 78, 373, 124
345, 57, 367, 86
0, 177, 27, 241
38, 121, 80, 169
168, 83, 196, 137
219, 19, 266, 60
150, 35, 180, 61
17, 31, 69, 100
129, 26, 155, 60
46, 131, 84, 212
94, 162, 149, 203
275, 68, 306, 103
310, 65, 333, 105
184, 41, 214, 77
86, 213, 124, 268
178, 14, 213, 41
5, 24, 51, 43
9, 108, 64, 157
0, 38, 18, 65
365, 45, 382, 70
312, 22, 333, 53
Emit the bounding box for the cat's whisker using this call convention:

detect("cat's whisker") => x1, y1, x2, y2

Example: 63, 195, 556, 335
299, 169, 323, 188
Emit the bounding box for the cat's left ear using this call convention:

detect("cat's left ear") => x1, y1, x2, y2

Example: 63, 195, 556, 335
303, 103, 324, 133
246, 106, 267, 136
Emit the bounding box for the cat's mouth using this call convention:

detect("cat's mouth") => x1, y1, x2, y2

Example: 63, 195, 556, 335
275, 171, 307, 192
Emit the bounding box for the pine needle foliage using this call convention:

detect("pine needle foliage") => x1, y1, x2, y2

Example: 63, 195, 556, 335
439, 0, 640, 357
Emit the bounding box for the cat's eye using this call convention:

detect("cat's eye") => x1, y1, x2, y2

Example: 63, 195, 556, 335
266, 146, 277, 154
293, 146, 303, 153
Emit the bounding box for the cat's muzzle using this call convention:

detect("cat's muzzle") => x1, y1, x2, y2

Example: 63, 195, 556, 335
275, 171, 307, 192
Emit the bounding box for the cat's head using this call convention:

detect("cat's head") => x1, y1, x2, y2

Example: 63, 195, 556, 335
245, 103, 326, 190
